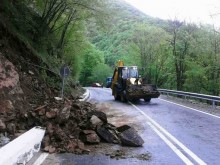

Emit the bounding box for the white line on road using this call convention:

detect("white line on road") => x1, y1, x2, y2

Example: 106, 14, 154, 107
147, 122, 194, 165
159, 98, 220, 119
33, 153, 49, 165
129, 102, 207, 165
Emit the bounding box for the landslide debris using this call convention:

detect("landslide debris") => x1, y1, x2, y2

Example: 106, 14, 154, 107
106, 150, 151, 160
0, 51, 144, 155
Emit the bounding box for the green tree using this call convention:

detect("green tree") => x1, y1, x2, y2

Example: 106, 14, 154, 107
90, 63, 113, 86
79, 45, 105, 86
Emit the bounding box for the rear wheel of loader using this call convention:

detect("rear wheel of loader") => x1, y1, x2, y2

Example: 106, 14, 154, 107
114, 92, 120, 100
132, 98, 139, 102
144, 98, 151, 102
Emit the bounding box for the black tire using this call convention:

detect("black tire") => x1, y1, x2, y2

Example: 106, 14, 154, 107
144, 98, 151, 102
114, 92, 120, 100
120, 94, 127, 102
132, 98, 139, 102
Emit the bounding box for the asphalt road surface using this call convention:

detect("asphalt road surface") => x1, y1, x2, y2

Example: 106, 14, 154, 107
33, 87, 220, 165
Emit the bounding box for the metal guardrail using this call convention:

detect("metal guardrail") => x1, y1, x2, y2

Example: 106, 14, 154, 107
158, 89, 220, 109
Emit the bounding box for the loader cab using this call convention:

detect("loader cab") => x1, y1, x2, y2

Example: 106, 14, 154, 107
117, 66, 139, 88
128, 66, 139, 78
118, 66, 139, 80
118, 67, 128, 79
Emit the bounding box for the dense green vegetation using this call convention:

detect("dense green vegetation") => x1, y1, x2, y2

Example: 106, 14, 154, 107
0, 0, 111, 87
87, 0, 220, 95
0, 0, 219, 95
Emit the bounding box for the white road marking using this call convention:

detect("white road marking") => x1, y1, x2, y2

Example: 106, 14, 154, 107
129, 102, 207, 165
33, 153, 49, 165
147, 122, 194, 165
159, 98, 220, 119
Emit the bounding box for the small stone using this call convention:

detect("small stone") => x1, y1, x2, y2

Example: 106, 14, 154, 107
54, 97, 62, 101
110, 154, 115, 158
57, 106, 71, 123
38, 108, 45, 116
67, 141, 77, 152
74, 148, 82, 154
82, 148, 90, 154
44, 146, 50, 152
28, 70, 34, 75
5, 100, 14, 111
46, 123, 54, 135
0, 134, 10, 146
77, 141, 85, 150
0, 120, 6, 131
48, 146, 56, 153
7, 123, 15, 134
42, 135, 50, 148
80, 130, 100, 144
46, 109, 57, 119
31, 112, 36, 117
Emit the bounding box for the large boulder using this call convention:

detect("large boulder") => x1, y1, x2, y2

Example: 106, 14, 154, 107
90, 115, 103, 129
96, 124, 120, 144
117, 125, 144, 147
89, 111, 107, 124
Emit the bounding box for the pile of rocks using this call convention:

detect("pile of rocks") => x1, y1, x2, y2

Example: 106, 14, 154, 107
0, 53, 144, 154
38, 99, 144, 154
1, 93, 144, 154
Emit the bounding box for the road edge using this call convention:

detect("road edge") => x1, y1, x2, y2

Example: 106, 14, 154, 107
79, 88, 90, 101
0, 126, 46, 165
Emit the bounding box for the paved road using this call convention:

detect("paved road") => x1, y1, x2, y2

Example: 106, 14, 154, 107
34, 87, 220, 165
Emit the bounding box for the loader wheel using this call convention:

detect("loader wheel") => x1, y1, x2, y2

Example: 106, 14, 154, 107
144, 98, 151, 102
120, 94, 127, 102
114, 93, 120, 100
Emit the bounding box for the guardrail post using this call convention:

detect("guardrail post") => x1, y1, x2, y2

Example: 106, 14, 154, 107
212, 101, 216, 110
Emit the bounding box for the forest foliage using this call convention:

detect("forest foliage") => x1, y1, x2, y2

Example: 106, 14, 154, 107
0, 0, 219, 95
87, 0, 220, 95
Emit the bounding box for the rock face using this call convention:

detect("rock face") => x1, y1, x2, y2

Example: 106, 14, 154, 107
0, 54, 22, 115
0, 54, 27, 140
0, 53, 21, 91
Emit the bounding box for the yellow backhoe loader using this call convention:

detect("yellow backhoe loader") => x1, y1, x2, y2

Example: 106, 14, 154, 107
111, 60, 160, 102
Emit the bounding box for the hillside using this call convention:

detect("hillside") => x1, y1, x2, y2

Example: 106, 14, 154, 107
0, 0, 98, 153
87, 0, 220, 95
